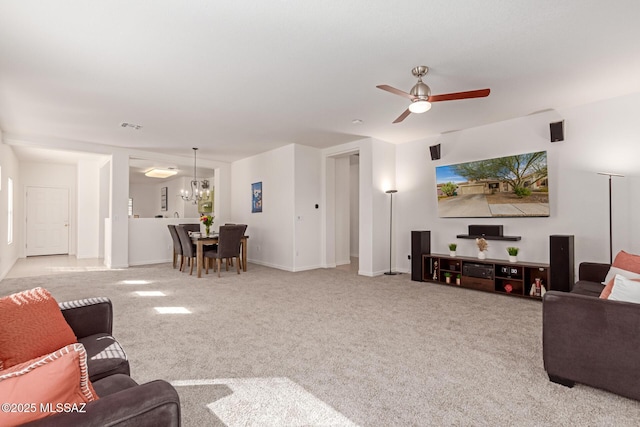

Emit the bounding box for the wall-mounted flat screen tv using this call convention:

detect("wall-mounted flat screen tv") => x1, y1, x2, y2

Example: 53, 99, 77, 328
436, 150, 549, 218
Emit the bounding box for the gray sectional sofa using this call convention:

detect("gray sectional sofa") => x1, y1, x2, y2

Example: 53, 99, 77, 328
543, 262, 640, 401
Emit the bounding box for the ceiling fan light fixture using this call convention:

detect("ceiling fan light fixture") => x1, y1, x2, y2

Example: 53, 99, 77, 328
145, 168, 178, 178
409, 100, 431, 114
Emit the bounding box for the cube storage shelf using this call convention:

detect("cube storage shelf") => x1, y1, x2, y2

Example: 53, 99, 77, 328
422, 253, 550, 299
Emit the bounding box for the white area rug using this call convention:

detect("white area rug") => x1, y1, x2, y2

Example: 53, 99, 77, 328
172, 377, 358, 427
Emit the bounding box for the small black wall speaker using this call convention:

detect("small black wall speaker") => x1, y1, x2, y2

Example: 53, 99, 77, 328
411, 231, 431, 281
550, 120, 565, 142
429, 144, 441, 160
550, 235, 574, 292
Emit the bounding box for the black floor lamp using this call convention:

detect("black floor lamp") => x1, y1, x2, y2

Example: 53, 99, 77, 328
598, 172, 624, 264
385, 189, 398, 275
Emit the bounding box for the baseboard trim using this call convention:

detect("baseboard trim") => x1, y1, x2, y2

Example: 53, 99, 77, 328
129, 258, 170, 266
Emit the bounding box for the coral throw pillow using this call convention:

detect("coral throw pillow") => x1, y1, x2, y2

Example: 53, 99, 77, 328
0, 343, 98, 425
0, 287, 77, 370
612, 250, 640, 274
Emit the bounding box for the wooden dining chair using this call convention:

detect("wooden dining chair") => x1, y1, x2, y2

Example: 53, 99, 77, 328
167, 225, 182, 269
176, 225, 197, 275
204, 225, 245, 277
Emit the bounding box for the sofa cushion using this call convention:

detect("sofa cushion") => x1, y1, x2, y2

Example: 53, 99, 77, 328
0, 288, 77, 370
571, 280, 605, 297
79, 333, 130, 382
0, 343, 98, 425
91, 373, 138, 397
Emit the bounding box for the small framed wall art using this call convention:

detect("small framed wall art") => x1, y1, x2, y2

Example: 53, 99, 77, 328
252, 182, 262, 213
161, 187, 168, 211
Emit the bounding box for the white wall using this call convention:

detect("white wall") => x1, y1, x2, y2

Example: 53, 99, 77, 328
107, 151, 129, 268
0, 136, 21, 280
334, 156, 350, 265
395, 92, 640, 274
77, 159, 101, 258
350, 157, 360, 258
130, 175, 213, 219
371, 138, 397, 275
129, 183, 157, 218
98, 161, 110, 258
293, 144, 322, 271
20, 161, 77, 257
128, 218, 199, 266
231, 144, 295, 270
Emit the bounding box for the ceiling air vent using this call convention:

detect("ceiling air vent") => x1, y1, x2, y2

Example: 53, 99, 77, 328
120, 122, 142, 130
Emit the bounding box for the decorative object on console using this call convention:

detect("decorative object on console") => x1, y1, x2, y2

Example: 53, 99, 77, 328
456, 273, 461, 285
504, 283, 513, 293
436, 151, 549, 218
597, 172, 624, 264
530, 278, 546, 297
448, 243, 457, 257
476, 237, 488, 259
444, 272, 452, 283
384, 189, 398, 276
181, 147, 210, 204
200, 215, 214, 237
507, 247, 519, 263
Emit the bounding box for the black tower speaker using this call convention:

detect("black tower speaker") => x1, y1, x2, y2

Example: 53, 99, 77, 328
550, 120, 565, 142
429, 144, 441, 160
550, 235, 574, 292
411, 231, 431, 281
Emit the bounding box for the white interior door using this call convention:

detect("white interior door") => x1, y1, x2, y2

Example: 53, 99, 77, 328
26, 187, 69, 256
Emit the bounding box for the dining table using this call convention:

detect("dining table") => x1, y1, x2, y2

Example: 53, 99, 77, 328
192, 234, 249, 278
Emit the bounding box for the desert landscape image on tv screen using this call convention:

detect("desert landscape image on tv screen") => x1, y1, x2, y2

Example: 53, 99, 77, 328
435, 151, 549, 218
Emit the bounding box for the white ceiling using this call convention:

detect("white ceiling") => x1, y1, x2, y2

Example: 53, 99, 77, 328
1, 1, 640, 164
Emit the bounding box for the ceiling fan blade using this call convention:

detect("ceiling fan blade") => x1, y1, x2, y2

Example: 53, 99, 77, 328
392, 109, 411, 124
428, 88, 490, 102
377, 85, 415, 100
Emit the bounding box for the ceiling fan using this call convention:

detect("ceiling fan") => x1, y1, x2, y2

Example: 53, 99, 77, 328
377, 66, 490, 123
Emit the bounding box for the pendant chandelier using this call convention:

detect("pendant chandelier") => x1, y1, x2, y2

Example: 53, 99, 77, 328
181, 147, 210, 204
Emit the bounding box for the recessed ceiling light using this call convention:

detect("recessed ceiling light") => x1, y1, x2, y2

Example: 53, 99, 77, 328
145, 168, 178, 178
120, 122, 143, 130
351, 119, 363, 125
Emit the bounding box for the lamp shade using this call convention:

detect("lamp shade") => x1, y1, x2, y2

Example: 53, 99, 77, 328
409, 100, 431, 114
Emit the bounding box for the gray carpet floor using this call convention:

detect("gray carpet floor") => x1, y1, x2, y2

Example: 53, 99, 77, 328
3, 262, 640, 426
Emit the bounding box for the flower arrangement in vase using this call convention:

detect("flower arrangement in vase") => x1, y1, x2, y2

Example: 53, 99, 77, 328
476, 237, 488, 259
448, 243, 457, 257
200, 214, 214, 236
507, 247, 519, 263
